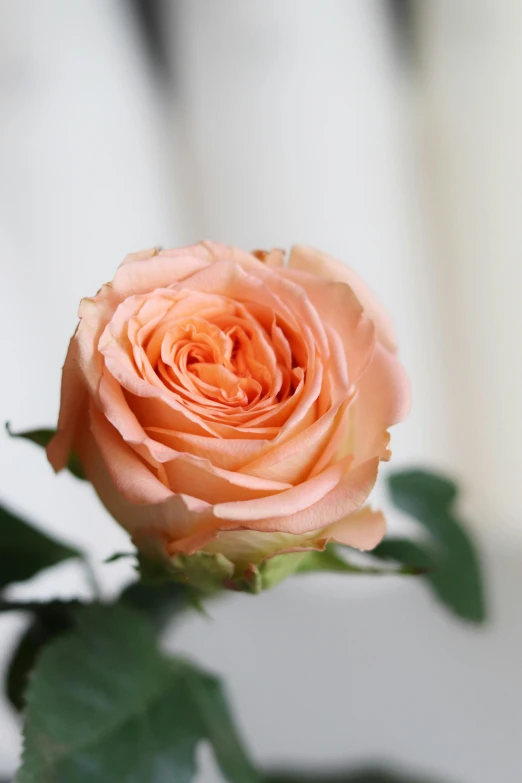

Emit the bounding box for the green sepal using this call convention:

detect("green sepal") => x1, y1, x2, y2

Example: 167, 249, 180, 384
171, 551, 235, 592
137, 550, 235, 593
224, 564, 264, 594
259, 551, 310, 590
135, 541, 411, 598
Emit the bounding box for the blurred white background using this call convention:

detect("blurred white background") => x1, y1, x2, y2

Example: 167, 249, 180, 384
1, 1, 521, 781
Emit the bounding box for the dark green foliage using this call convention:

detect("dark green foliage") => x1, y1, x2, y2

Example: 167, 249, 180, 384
6, 601, 78, 711
0, 503, 81, 591
372, 470, 486, 622
16, 605, 260, 783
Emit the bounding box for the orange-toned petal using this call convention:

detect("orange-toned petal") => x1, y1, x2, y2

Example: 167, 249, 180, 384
46, 335, 87, 472
239, 396, 350, 485
288, 245, 397, 352
349, 342, 411, 466
89, 403, 172, 506
112, 245, 214, 297
82, 407, 216, 548
199, 506, 385, 566
213, 454, 354, 524
281, 269, 376, 385
321, 506, 386, 551
75, 283, 122, 399
113, 240, 274, 300
98, 371, 292, 503
162, 455, 291, 504
240, 457, 380, 535
145, 428, 267, 472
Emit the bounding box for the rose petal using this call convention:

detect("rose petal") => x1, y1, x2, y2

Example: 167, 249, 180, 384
289, 245, 397, 352
281, 268, 376, 385
213, 454, 354, 523
321, 506, 386, 551
98, 371, 292, 503
200, 505, 385, 566
347, 342, 411, 466
83, 406, 216, 548
46, 335, 87, 472
242, 457, 380, 534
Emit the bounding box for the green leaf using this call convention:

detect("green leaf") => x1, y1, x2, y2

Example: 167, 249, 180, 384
17, 604, 260, 783
6, 601, 78, 711
6, 423, 86, 479
184, 667, 259, 783
371, 540, 435, 572
377, 469, 486, 623
0, 503, 82, 591
5, 424, 55, 449
120, 579, 195, 631
389, 470, 457, 517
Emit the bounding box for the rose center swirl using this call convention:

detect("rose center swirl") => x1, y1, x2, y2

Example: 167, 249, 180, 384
139, 310, 301, 413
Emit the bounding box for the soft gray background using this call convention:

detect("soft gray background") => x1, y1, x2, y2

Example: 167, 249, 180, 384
1, 2, 521, 781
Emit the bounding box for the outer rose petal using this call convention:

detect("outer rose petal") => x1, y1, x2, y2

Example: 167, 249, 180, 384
89, 403, 173, 506
112, 241, 269, 299
202, 529, 316, 566
288, 245, 397, 352
75, 283, 122, 399
144, 429, 267, 472
241, 457, 380, 535
280, 268, 376, 385
120, 247, 161, 265
83, 404, 219, 552
347, 342, 412, 466
201, 506, 385, 567
161, 459, 377, 556
112, 250, 211, 298
212, 455, 355, 523
320, 506, 386, 550
46, 335, 87, 472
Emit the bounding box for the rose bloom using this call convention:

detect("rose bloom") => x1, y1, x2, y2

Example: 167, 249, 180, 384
48, 243, 409, 578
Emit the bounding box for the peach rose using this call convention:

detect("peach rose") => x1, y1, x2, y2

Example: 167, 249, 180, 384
47, 242, 409, 582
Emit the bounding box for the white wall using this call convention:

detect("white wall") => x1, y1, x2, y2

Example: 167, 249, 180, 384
0, 2, 520, 781
415, 0, 522, 544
